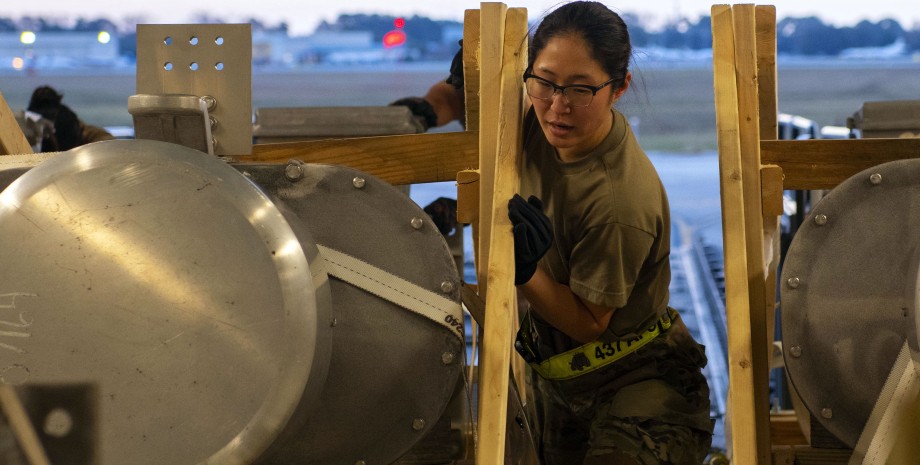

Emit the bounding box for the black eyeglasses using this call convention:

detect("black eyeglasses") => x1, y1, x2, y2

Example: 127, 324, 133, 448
523, 71, 616, 107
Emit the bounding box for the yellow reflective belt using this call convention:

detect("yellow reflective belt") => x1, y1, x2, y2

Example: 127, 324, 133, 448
530, 309, 675, 381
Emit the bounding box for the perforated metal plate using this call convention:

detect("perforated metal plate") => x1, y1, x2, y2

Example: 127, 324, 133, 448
0, 140, 331, 465
136, 24, 252, 155
780, 158, 920, 448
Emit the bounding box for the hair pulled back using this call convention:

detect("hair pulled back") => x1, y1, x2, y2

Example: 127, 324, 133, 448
529, 1, 631, 89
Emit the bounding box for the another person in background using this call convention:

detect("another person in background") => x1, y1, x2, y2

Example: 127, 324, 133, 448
27, 85, 114, 152
398, 2, 713, 464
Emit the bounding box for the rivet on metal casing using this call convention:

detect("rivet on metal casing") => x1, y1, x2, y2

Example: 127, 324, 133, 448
201, 95, 217, 111
869, 173, 882, 185
821, 408, 833, 419
440, 281, 454, 293
211, 137, 218, 150
242, 171, 252, 178
789, 345, 802, 358
284, 160, 304, 181
208, 115, 217, 130
814, 214, 828, 226
787, 277, 800, 289
410, 217, 424, 230
352, 177, 366, 189
412, 418, 426, 431
441, 352, 455, 365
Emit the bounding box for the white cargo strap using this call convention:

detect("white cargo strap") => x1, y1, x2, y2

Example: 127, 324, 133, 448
317, 244, 463, 341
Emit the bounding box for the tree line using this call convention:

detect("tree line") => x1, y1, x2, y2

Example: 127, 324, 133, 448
4, 13, 920, 57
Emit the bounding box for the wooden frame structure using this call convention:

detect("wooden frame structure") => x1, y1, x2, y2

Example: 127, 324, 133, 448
712, 4, 920, 464
242, 3, 530, 462
0, 3, 530, 463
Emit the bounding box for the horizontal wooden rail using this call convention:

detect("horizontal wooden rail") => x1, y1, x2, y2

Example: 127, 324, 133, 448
761, 139, 920, 190
240, 131, 479, 185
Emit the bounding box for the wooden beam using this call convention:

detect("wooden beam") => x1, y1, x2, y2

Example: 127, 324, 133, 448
240, 131, 478, 185
476, 5, 527, 465
770, 411, 809, 446
755, 7, 782, 400
732, 5, 771, 463
760, 139, 920, 190
463, 9, 481, 133
755, 6, 778, 141
0, 385, 52, 465
475, 2, 506, 298
711, 5, 759, 464
456, 170, 480, 224
0, 91, 33, 156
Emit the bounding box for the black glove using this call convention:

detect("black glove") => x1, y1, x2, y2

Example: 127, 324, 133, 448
389, 96, 437, 131
423, 197, 458, 236
507, 194, 553, 285
445, 40, 464, 90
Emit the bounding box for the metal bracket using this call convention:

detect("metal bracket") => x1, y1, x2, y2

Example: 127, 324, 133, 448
136, 24, 252, 155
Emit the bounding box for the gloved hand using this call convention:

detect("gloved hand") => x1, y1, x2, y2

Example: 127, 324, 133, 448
423, 197, 458, 235
445, 40, 464, 90
507, 194, 553, 285
389, 96, 438, 131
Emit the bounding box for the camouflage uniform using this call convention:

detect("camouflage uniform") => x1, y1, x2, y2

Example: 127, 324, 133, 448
529, 313, 712, 465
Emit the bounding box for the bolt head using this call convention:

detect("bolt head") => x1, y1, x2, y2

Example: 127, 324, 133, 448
789, 345, 802, 358
869, 173, 882, 185
352, 177, 366, 189
821, 407, 833, 419
787, 277, 800, 289
440, 281, 454, 293
410, 217, 424, 230
814, 214, 828, 226
412, 418, 426, 431
284, 162, 304, 181
441, 352, 455, 365
201, 95, 217, 111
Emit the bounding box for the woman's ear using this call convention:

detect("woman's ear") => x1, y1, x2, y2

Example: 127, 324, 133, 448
612, 71, 632, 103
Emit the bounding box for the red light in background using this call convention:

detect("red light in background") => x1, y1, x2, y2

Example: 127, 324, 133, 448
383, 30, 406, 48
394, 18, 405, 29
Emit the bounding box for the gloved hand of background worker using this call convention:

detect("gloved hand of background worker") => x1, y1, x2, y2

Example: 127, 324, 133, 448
508, 194, 553, 286
445, 40, 464, 90
388, 96, 438, 132
423, 197, 459, 236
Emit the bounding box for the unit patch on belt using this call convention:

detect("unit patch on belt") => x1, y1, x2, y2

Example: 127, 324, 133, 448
529, 309, 676, 380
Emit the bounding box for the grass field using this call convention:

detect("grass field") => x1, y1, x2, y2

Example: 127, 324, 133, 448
2, 60, 918, 152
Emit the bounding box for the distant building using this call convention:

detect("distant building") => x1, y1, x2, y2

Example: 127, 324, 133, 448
252, 30, 405, 65
0, 31, 120, 70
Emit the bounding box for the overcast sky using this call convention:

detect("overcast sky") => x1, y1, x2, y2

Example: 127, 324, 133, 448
4, 0, 918, 36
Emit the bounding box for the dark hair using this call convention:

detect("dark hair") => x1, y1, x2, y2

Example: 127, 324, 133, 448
27, 86, 85, 152
27, 85, 64, 114
529, 1, 631, 89
49, 105, 84, 151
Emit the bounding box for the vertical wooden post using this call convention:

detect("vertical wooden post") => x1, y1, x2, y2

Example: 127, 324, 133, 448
755, 6, 778, 142
475, 2, 507, 300
0, 92, 33, 156
732, 5, 772, 464
711, 5, 759, 464
476, 4, 528, 464
754, 5, 780, 345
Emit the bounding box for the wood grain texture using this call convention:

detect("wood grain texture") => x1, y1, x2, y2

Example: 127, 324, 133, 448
240, 131, 478, 185
0, 91, 32, 156
761, 138, 920, 190
712, 5, 760, 464
755, 6, 778, 141
732, 6, 772, 463
476, 5, 527, 465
